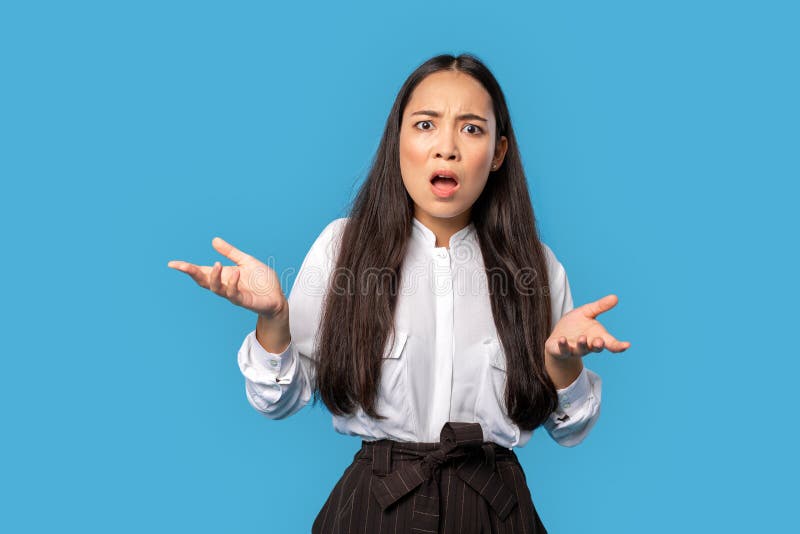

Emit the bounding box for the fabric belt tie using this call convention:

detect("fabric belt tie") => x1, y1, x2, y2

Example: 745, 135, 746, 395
369, 422, 518, 532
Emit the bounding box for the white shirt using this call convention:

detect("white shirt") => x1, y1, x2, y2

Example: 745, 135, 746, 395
237, 217, 602, 448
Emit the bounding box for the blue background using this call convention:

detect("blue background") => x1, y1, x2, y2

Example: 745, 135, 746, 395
2, 1, 797, 532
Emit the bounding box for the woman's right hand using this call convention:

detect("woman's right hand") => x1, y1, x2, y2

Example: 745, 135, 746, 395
167, 237, 287, 318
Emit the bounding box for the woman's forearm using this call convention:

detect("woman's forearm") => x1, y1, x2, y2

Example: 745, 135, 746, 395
255, 298, 291, 354
545, 351, 584, 390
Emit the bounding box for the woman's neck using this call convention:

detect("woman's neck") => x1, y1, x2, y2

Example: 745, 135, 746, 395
413, 210, 472, 249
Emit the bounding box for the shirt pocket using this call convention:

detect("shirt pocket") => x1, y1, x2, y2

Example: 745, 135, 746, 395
474, 337, 519, 446
483, 337, 507, 398
374, 331, 417, 436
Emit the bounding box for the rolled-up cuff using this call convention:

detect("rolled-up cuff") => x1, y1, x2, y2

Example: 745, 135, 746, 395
243, 330, 293, 380
555, 366, 590, 411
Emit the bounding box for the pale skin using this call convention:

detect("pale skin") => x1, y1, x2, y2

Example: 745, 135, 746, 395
399, 70, 508, 247
167, 239, 292, 354
168, 69, 630, 390
544, 295, 630, 389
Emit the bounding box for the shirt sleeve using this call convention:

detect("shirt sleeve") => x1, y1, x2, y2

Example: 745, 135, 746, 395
236, 217, 346, 420
539, 243, 603, 447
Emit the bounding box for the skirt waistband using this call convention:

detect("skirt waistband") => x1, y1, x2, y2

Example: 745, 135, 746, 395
357, 439, 516, 462
360, 422, 518, 476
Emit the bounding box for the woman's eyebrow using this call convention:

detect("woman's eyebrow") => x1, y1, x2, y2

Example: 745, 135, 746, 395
409, 110, 488, 122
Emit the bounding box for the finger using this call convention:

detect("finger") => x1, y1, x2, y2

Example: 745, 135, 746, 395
209, 261, 223, 294
581, 294, 619, 319
611, 340, 631, 352
169, 261, 211, 289
212, 237, 252, 266
545, 336, 564, 357
557, 337, 571, 358
602, 333, 631, 352
225, 268, 241, 301
168, 260, 194, 273
576, 335, 590, 356
590, 337, 605, 352
544, 338, 558, 356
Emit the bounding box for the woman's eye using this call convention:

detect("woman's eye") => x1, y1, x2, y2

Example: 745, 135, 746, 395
463, 124, 483, 135
413, 121, 482, 134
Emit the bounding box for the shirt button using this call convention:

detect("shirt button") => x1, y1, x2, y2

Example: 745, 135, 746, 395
563, 402, 571, 408
269, 360, 278, 368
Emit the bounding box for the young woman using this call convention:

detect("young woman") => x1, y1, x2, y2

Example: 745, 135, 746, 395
168, 53, 630, 533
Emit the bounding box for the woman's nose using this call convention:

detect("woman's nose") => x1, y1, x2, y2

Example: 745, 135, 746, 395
434, 128, 459, 160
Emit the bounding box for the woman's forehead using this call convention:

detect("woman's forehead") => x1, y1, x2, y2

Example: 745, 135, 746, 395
405, 71, 493, 118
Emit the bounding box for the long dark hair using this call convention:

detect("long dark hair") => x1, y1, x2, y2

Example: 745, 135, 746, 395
312, 53, 559, 431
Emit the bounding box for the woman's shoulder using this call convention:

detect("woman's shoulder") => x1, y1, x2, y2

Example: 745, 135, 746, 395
540, 241, 563, 268
318, 216, 349, 249
309, 217, 348, 244
540, 241, 568, 283
539, 241, 574, 318
326, 216, 349, 233
313, 216, 347, 238
303, 217, 349, 271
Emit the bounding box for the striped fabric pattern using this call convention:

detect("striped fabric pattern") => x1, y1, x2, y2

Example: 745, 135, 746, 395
312, 422, 548, 534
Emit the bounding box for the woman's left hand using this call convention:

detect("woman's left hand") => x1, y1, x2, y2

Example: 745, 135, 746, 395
545, 294, 631, 361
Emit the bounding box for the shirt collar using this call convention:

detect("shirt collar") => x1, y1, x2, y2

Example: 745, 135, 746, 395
411, 216, 476, 248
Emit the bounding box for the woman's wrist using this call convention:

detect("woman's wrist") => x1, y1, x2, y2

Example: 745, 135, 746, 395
544, 350, 584, 390
255, 298, 291, 354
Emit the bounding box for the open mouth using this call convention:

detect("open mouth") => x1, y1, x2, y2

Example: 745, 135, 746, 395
429, 170, 460, 195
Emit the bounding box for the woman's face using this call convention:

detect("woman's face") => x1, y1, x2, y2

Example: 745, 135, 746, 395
399, 70, 507, 228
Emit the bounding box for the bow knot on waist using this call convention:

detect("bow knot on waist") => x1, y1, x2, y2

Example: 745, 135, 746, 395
418, 434, 497, 479
367, 422, 518, 528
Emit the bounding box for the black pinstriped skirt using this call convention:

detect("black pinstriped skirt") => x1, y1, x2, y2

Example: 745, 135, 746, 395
312, 422, 548, 534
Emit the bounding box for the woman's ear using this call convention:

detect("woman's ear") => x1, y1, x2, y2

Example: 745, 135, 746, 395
493, 136, 509, 169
